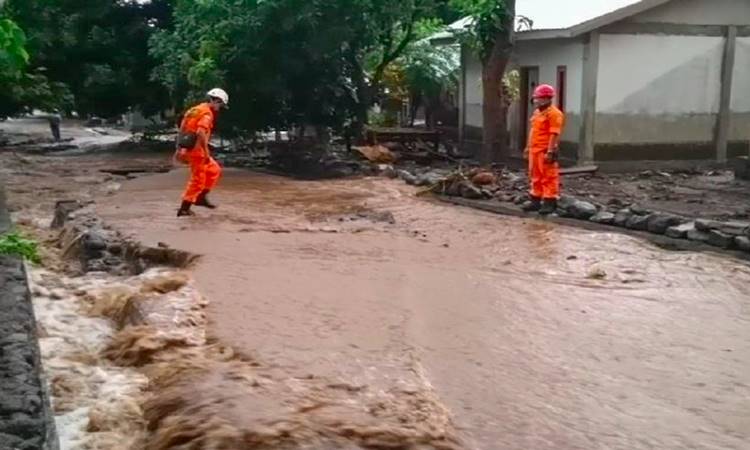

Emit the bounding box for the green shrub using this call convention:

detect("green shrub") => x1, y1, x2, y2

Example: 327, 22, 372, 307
0, 232, 41, 264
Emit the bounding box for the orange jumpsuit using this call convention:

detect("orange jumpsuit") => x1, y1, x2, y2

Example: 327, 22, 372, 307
527, 105, 564, 200
179, 103, 222, 203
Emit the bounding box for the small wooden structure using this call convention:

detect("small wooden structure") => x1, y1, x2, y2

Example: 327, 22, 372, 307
365, 126, 441, 151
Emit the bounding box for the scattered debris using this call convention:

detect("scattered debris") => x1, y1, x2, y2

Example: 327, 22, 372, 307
586, 267, 607, 280
352, 145, 396, 164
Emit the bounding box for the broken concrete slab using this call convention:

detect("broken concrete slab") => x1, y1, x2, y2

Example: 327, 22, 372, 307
666, 222, 695, 239
694, 219, 723, 232
687, 228, 711, 243
629, 204, 652, 216
625, 214, 650, 231
569, 200, 598, 220
735, 236, 750, 252
707, 230, 734, 249
397, 170, 417, 185
613, 209, 632, 228
647, 214, 684, 235
589, 211, 615, 225
557, 195, 577, 211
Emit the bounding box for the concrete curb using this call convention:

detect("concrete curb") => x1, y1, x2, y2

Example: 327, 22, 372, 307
0, 180, 59, 450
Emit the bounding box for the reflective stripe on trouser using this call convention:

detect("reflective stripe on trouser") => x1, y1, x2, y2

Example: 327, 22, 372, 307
182, 151, 222, 203
528, 151, 560, 200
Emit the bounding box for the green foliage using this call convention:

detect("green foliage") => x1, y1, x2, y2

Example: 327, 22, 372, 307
4, 0, 172, 118
0, 17, 29, 69
400, 41, 459, 100
149, 0, 448, 136
450, 0, 514, 62
0, 232, 41, 264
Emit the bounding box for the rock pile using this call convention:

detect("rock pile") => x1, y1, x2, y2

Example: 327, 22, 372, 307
392, 167, 750, 255
52, 201, 197, 275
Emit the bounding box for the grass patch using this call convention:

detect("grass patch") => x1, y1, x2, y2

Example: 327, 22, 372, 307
0, 232, 41, 264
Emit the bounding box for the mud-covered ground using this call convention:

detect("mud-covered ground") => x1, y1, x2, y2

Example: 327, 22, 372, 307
556, 169, 750, 220
2, 121, 750, 449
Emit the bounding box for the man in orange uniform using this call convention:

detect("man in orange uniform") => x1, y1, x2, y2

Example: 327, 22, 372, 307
522, 84, 565, 215
175, 88, 229, 217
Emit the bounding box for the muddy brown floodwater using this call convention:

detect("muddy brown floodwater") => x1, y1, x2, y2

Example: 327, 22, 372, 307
96, 167, 750, 450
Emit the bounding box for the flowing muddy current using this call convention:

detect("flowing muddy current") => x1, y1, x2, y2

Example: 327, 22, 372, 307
95, 169, 750, 450
20, 207, 459, 450
3, 146, 750, 449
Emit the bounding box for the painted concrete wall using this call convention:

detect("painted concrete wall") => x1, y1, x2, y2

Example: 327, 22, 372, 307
730, 37, 750, 142
463, 39, 584, 137
464, 51, 484, 129
514, 39, 585, 114
595, 34, 723, 144
511, 39, 585, 144
631, 0, 750, 25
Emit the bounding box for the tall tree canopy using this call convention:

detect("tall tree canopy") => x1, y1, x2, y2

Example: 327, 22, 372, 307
3, 0, 171, 118
3, 0, 499, 142
149, 0, 452, 136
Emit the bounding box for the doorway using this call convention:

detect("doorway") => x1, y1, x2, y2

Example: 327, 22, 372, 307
519, 66, 539, 150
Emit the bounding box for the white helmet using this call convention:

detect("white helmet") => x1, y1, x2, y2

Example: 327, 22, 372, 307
207, 88, 229, 105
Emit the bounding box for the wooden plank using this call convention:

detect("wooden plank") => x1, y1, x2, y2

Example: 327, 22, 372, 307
560, 165, 598, 176
716, 25, 737, 164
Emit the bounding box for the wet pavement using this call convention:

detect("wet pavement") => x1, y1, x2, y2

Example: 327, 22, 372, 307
96, 168, 750, 450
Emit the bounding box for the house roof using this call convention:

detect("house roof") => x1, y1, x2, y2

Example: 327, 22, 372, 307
430, 0, 674, 44
518, 0, 672, 40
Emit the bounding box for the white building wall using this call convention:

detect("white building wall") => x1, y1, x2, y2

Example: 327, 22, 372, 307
514, 39, 585, 114
464, 52, 484, 129
631, 0, 750, 25
596, 33, 724, 144
463, 39, 584, 134
730, 37, 750, 142
512, 39, 585, 144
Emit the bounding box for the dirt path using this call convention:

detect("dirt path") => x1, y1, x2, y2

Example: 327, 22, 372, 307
97, 168, 750, 450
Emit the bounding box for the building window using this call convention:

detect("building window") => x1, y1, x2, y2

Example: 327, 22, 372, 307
556, 66, 567, 112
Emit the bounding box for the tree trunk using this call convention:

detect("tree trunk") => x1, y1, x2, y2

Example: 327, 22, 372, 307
480, 45, 511, 164
479, 1, 515, 164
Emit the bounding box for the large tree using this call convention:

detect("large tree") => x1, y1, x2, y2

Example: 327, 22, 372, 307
453, 0, 515, 163
0, 14, 69, 117
4, 0, 172, 118
149, 0, 444, 138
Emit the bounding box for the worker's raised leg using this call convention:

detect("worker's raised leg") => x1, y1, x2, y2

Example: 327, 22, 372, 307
195, 158, 221, 209
179, 153, 207, 216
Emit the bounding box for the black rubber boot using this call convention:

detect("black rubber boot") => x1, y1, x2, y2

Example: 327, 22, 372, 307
539, 199, 558, 215
177, 200, 195, 217
195, 190, 217, 209
521, 196, 542, 212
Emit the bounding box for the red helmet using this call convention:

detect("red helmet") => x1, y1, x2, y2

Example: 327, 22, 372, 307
533, 84, 555, 99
